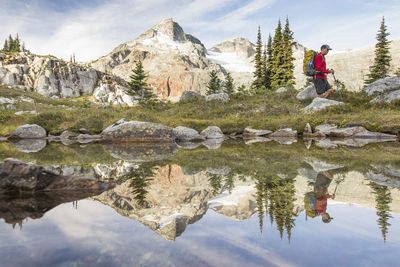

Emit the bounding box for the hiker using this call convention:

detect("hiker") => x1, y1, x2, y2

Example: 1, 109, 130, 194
314, 170, 335, 223
314, 44, 335, 98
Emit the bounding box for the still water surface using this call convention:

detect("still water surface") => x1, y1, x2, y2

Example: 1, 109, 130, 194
1, 140, 400, 267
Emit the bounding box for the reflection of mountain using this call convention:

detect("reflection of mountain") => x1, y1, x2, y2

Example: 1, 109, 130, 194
103, 143, 178, 162
0, 191, 106, 226
94, 164, 213, 240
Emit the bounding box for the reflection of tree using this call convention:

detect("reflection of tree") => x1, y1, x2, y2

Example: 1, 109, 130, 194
208, 174, 223, 196
127, 163, 157, 208
255, 174, 296, 241
370, 182, 393, 242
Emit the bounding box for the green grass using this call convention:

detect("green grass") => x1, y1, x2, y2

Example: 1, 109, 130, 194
1, 84, 400, 137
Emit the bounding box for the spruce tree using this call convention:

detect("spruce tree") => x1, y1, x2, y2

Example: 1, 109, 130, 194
206, 70, 222, 95
365, 17, 392, 85
253, 26, 264, 89
265, 34, 273, 89
127, 60, 154, 102
261, 43, 268, 88
271, 20, 285, 89
282, 17, 296, 87
223, 72, 235, 95
3, 39, 8, 51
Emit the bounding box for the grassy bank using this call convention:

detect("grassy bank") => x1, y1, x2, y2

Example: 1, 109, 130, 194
1, 84, 400, 136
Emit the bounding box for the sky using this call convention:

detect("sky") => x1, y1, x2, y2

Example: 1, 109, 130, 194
1, 0, 400, 62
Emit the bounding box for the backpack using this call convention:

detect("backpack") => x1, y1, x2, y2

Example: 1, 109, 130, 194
303, 50, 318, 77
304, 191, 318, 219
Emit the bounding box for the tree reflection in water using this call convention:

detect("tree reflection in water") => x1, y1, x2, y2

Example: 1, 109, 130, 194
370, 182, 393, 242
255, 174, 296, 241
127, 163, 158, 208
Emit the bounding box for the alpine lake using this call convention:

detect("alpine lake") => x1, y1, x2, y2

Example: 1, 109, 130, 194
1, 137, 400, 267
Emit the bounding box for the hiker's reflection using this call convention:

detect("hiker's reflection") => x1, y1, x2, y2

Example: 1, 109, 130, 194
314, 171, 335, 223
305, 170, 335, 223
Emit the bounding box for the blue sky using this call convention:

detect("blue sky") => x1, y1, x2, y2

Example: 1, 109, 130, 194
1, 0, 399, 61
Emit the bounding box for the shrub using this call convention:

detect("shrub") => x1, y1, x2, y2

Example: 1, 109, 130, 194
72, 115, 104, 134
29, 111, 65, 133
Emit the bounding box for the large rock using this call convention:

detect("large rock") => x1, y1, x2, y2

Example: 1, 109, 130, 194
0, 159, 114, 193
315, 124, 397, 139
304, 98, 344, 113
102, 119, 174, 141
296, 84, 317, 100
9, 124, 46, 139
180, 91, 202, 101
243, 127, 272, 137
205, 93, 230, 102
200, 126, 225, 139
364, 76, 400, 96
269, 128, 297, 138
364, 76, 400, 103
172, 126, 205, 141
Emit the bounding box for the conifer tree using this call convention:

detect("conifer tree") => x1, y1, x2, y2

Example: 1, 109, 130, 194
253, 26, 264, 89
365, 17, 392, 85
282, 17, 296, 87
271, 20, 285, 89
127, 60, 154, 102
3, 39, 8, 51
206, 70, 222, 95
223, 72, 235, 95
265, 34, 273, 89
261, 43, 268, 88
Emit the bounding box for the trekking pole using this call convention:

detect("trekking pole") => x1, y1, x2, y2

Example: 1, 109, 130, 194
332, 73, 344, 102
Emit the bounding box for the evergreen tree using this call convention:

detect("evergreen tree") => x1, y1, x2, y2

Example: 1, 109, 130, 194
253, 26, 264, 89
223, 72, 235, 95
3, 39, 8, 51
128, 163, 156, 208
206, 70, 222, 95
261, 43, 268, 88
365, 17, 392, 85
265, 34, 273, 89
271, 20, 285, 89
370, 182, 393, 242
127, 60, 154, 102
282, 17, 296, 87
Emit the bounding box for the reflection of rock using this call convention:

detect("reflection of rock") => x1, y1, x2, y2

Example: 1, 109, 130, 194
202, 138, 225, 149
95, 165, 213, 240
175, 140, 203, 150
103, 143, 178, 162
0, 190, 111, 225
305, 158, 344, 173
208, 184, 257, 220
12, 139, 47, 153
366, 165, 400, 188
46, 165, 96, 180
270, 137, 297, 145
0, 160, 114, 193
244, 137, 272, 145
315, 137, 396, 148
93, 161, 139, 180
76, 134, 103, 144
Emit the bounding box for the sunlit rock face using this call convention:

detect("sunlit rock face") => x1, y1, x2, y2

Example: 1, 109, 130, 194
0, 52, 135, 105
94, 164, 214, 240
91, 18, 223, 101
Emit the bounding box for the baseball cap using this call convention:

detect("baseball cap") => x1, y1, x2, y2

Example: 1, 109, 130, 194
321, 44, 332, 50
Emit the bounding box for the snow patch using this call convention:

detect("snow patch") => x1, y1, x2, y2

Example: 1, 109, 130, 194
207, 51, 254, 73
208, 185, 256, 209
139, 32, 196, 56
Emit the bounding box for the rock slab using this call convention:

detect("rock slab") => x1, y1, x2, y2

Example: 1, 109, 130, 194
102, 119, 174, 141
172, 126, 205, 141
9, 124, 46, 139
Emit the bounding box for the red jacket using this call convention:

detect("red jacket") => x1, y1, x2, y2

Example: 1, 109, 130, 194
314, 53, 330, 79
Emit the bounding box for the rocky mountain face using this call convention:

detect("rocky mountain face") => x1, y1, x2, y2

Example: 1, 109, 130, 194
91, 18, 223, 101
0, 51, 135, 105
